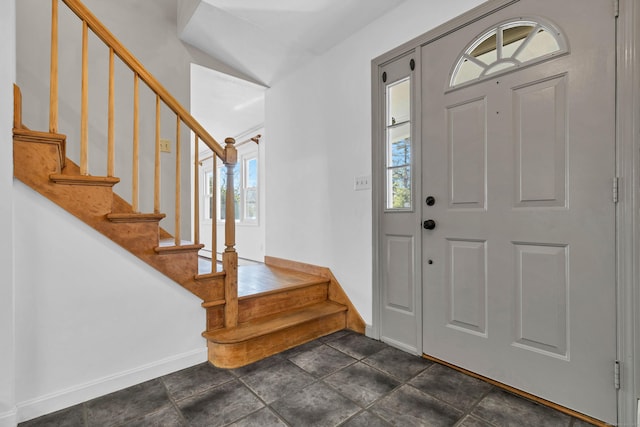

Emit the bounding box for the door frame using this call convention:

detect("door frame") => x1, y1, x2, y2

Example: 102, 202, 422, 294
371, 0, 640, 425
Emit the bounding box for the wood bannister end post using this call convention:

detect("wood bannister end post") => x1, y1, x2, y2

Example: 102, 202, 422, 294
223, 250, 238, 328
13, 84, 22, 130
224, 137, 237, 162
223, 137, 237, 253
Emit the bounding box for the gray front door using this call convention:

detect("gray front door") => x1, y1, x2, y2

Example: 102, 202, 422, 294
421, 0, 617, 422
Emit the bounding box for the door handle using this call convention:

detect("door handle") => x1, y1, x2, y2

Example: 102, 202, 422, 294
423, 219, 436, 230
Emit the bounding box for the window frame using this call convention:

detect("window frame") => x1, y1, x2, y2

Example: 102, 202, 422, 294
448, 17, 569, 91
384, 76, 414, 212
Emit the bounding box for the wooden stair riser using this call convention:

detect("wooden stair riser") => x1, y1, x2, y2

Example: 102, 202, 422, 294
99, 221, 161, 253
206, 310, 347, 369
183, 277, 224, 304
206, 305, 225, 331
238, 283, 329, 324
15, 140, 115, 218
14, 139, 64, 186
147, 250, 202, 284
265, 256, 366, 334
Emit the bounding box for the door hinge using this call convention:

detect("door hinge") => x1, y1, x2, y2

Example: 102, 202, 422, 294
614, 0, 619, 18
613, 177, 619, 203
614, 360, 621, 390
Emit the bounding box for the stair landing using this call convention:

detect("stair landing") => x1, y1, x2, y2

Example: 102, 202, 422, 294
198, 259, 327, 296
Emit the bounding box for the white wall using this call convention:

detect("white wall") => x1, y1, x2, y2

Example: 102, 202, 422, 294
265, 0, 486, 325
0, 2, 16, 425
14, 182, 206, 423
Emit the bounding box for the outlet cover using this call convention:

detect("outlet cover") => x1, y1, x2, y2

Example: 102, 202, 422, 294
354, 175, 371, 191
160, 139, 171, 153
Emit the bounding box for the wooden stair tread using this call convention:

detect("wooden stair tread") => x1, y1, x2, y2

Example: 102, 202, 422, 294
203, 301, 347, 344
107, 212, 166, 223
50, 173, 120, 187
195, 271, 226, 281
155, 243, 205, 254
13, 128, 66, 143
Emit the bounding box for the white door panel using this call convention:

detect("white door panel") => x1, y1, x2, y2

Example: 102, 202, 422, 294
379, 52, 422, 353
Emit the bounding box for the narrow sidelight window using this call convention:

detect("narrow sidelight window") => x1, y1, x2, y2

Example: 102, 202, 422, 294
386, 77, 412, 210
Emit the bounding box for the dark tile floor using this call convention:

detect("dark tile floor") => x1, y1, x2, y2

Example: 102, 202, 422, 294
20, 330, 596, 427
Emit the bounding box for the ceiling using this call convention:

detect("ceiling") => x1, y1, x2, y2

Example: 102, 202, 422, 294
182, 0, 407, 140
190, 63, 266, 145
181, 0, 408, 87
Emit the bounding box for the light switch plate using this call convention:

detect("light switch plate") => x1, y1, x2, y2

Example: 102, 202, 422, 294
354, 175, 371, 191
160, 139, 171, 153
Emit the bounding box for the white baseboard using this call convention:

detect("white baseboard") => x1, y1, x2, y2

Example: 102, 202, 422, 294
17, 347, 207, 423
0, 408, 17, 427
365, 324, 375, 338
380, 335, 419, 356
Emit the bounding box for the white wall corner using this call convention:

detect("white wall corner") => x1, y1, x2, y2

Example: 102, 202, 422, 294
177, 0, 202, 35
0, 0, 16, 426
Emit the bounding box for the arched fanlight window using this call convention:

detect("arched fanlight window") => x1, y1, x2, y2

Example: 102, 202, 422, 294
450, 18, 568, 88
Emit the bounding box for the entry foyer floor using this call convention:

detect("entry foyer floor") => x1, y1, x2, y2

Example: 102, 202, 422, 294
21, 329, 595, 426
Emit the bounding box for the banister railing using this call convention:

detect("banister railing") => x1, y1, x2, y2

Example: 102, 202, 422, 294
54, 0, 225, 161
45, 0, 238, 325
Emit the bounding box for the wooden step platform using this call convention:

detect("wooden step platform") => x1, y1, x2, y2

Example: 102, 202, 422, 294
203, 301, 347, 368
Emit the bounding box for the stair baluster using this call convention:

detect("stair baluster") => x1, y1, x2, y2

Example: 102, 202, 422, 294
212, 154, 218, 272
80, 20, 88, 175
174, 115, 181, 246
49, 0, 58, 134
193, 136, 200, 245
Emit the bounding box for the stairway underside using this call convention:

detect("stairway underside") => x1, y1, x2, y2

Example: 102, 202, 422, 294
13, 126, 365, 369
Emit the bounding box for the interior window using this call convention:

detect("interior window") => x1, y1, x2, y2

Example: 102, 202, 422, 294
244, 157, 258, 222
203, 169, 215, 221
450, 19, 567, 88
217, 152, 259, 223
218, 164, 241, 221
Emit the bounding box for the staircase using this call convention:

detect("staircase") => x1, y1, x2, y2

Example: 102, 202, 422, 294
14, 0, 364, 369
203, 261, 352, 368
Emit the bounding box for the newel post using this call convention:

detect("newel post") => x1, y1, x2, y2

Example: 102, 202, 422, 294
223, 137, 238, 328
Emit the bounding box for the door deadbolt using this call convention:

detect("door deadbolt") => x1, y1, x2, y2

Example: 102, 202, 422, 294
426, 196, 435, 206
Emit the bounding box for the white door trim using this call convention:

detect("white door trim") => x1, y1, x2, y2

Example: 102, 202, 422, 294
615, 1, 640, 426
371, 1, 640, 425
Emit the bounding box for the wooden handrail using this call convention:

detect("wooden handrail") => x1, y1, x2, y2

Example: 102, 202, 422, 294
60, 0, 225, 160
